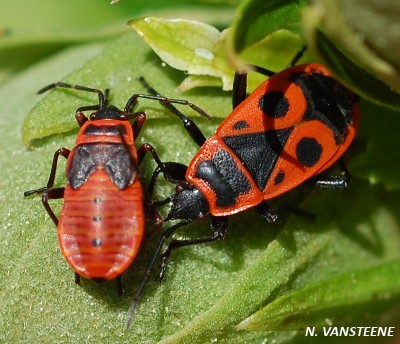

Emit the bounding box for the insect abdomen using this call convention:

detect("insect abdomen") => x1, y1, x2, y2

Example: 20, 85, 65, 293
58, 169, 144, 280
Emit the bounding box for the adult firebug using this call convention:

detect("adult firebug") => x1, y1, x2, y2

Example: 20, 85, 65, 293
127, 51, 360, 325
24, 82, 209, 293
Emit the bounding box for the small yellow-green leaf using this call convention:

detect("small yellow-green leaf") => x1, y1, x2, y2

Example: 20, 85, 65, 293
176, 30, 306, 93
237, 260, 400, 331
129, 17, 235, 90
130, 17, 309, 93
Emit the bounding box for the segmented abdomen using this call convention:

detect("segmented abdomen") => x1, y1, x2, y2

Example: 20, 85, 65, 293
58, 169, 144, 280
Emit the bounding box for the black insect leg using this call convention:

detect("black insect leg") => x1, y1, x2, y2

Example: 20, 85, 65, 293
137, 143, 178, 176
24, 147, 70, 197
232, 59, 276, 109
232, 64, 276, 109
136, 143, 184, 228
126, 220, 190, 329
144, 162, 187, 242
137, 143, 190, 190
25, 147, 70, 225
255, 202, 279, 223
127, 215, 229, 329
37, 82, 107, 109
125, 77, 211, 147
232, 72, 248, 108
314, 159, 350, 190
41, 187, 64, 226
131, 112, 146, 138
144, 151, 190, 240
287, 45, 307, 67
248, 46, 308, 77
147, 162, 188, 199
159, 215, 228, 281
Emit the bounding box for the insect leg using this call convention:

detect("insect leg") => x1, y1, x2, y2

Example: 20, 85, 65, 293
41, 187, 64, 226
131, 112, 147, 138
255, 202, 279, 223
125, 78, 211, 147
232, 72, 248, 108
126, 220, 190, 329
314, 159, 350, 190
159, 215, 228, 281
24, 147, 70, 197
37, 82, 107, 109
287, 45, 307, 67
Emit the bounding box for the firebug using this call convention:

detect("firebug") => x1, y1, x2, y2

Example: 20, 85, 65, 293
126, 49, 360, 326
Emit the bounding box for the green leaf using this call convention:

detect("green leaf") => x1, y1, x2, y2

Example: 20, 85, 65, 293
228, 0, 307, 55
157, 222, 330, 344
237, 260, 400, 331
303, 0, 400, 109
129, 17, 235, 90
4, 12, 400, 344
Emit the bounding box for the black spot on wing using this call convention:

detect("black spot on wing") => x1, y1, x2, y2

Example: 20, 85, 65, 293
295, 137, 322, 167
259, 91, 289, 118
273, 170, 285, 185
232, 120, 249, 130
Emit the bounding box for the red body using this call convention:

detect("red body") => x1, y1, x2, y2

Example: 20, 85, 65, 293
185, 64, 360, 216
59, 120, 144, 280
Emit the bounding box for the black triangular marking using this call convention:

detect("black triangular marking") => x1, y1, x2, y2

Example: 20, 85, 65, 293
222, 128, 293, 191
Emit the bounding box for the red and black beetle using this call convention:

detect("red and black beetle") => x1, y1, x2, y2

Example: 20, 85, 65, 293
24, 82, 209, 293
127, 50, 360, 324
